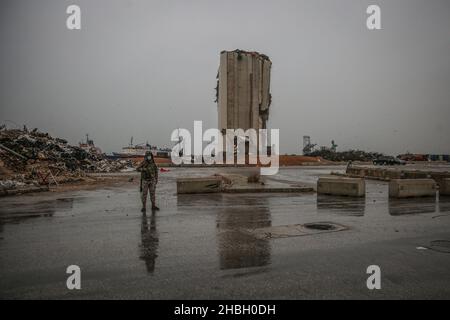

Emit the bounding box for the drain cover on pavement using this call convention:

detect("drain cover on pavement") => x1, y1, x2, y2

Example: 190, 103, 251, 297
304, 223, 337, 231
243, 222, 348, 239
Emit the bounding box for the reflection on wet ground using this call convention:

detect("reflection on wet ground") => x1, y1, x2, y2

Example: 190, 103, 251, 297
316, 195, 365, 216
176, 193, 224, 208
178, 194, 272, 270
315, 181, 443, 217
139, 212, 159, 274
0, 197, 74, 223
439, 196, 450, 213
389, 197, 437, 216
428, 240, 450, 253
216, 197, 271, 270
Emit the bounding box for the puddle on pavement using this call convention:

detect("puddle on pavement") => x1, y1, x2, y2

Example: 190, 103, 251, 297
389, 197, 436, 216
0, 197, 74, 223
216, 197, 271, 270
176, 184, 445, 271
2, 171, 448, 277
316, 195, 365, 216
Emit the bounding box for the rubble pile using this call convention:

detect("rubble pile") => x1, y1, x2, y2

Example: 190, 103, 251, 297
308, 149, 384, 162
0, 179, 26, 190
0, 127, 133, 190
92, 159, 133, 173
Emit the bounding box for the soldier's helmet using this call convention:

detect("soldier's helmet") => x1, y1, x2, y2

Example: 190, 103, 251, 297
144, 151, 153, 160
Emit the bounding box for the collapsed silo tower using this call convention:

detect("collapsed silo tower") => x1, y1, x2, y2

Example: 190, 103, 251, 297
216, 50, 272, 132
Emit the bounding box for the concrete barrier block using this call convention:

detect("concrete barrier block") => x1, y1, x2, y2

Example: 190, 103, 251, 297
385, 170, 402, 180
403, 171, 430, 180
440, 178, 450, 196
430, 173, 450, 188
177, 177, 223, 194
346, 167, 364, 177
317, 177, 365, 197
389, 179, 436, 198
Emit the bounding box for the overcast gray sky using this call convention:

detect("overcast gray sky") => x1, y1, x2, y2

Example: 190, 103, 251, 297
1, 0, 449, 155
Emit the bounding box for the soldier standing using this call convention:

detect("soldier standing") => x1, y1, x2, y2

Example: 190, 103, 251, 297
137, 151, 159, 212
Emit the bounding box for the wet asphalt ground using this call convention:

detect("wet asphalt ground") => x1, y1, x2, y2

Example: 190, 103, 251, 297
1, 166, 450, 299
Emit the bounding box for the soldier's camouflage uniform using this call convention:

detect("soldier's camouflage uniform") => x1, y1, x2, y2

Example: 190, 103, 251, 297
137, 159, 158, 209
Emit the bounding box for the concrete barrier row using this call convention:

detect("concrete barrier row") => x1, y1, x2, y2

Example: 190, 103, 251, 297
346, 166, 450, 187
346, 167, 402, 181
318, 177, 450, 198
178, 176, 450, 197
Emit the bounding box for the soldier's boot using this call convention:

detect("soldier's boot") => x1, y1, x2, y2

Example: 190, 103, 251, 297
150, 190, 159, 211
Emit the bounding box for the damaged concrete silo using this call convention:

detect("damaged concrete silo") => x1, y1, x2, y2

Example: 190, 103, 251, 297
216, 50, 272, 132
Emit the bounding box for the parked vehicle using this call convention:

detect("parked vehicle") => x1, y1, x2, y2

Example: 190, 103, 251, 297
373, 156, 406, 165
397, 153, 428, 161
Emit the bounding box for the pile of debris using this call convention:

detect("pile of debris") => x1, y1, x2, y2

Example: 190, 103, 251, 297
308, 149, 384, 162
0, 126, 133, 191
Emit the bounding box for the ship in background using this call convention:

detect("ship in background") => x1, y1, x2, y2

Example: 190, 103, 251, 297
79, 134, 102, 156
112, 137, 170, 159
